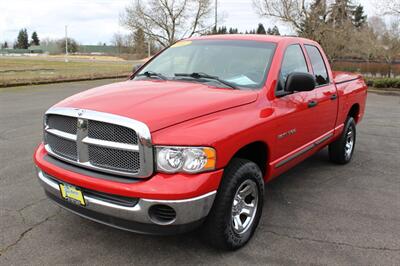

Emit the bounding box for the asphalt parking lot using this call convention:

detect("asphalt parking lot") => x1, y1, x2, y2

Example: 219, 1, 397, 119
1, 79, 399, 265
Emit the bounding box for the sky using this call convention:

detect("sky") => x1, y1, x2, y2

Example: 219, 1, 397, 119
0, 0, 376, 45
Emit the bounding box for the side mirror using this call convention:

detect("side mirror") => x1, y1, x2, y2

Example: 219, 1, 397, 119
132, 64, 143, 74
285, 72, 316, 92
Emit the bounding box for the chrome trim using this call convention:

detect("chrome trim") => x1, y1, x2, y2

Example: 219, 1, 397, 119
275, 132, 334, 168
315, 132, 334, 145
82, 137, 139, 152
45, 128, 77, 141
44, 107, 153, 178
275, 144, 314, 168
37, 169, 216, 225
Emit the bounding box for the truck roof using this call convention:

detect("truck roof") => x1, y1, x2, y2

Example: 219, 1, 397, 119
187, 34, 316, 45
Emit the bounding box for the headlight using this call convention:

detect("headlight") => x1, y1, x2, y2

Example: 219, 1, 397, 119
156, 146, 216, 173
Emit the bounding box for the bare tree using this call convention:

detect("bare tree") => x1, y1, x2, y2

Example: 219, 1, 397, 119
253, 0, 311, 32
375, 0, 400, 16
378, 20, 400, 77
121, 0, 212, 47
111, 33, 126, 54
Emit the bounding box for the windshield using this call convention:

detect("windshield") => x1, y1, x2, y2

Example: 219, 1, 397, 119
135, 39, 276, 89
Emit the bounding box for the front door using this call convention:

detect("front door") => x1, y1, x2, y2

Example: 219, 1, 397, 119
270, 44, 320, 161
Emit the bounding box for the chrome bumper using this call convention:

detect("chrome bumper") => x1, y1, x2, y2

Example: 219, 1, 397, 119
37, 169, 216, 234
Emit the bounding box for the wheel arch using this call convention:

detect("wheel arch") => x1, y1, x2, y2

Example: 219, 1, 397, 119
348, 103, 360, 123
229, 141, 270, 177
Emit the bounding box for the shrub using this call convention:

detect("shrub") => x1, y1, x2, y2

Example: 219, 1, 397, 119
365, 77, 374, 87
373, 79, 388, 88
367, 78, 400, 89
394, 79, 400, 89
332, 60, 399, 78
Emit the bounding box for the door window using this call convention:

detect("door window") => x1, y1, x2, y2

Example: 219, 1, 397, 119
277, 44, 308, 91
305, 45, 329, 86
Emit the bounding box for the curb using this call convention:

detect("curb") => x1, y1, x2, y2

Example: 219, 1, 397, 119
368, 88, 400, 96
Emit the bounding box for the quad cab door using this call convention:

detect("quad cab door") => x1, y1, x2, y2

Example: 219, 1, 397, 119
304, 45, 338, 140
270, 44, 320, 162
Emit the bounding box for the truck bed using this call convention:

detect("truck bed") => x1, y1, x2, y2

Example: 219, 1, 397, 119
333, 71, 362, 84
332, 71, 367, 128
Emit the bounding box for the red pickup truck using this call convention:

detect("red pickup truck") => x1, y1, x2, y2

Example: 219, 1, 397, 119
34, 35, 367, 250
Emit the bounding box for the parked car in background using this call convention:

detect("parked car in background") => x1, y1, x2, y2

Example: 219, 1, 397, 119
34, 35, 367, 250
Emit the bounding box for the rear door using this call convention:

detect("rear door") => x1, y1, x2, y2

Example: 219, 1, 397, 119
304, 45, 338, 137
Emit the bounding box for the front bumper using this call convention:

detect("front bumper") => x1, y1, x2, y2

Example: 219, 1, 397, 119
37, 169, 216, 235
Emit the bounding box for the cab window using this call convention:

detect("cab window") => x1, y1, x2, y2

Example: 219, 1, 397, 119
305, 45, 329, 86
277, 44, 308, 92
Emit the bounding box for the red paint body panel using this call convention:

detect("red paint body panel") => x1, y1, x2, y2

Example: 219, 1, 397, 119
54, 80, 258, 132
34, 35, 367, 199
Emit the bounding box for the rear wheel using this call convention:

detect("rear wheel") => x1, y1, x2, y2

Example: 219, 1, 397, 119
202, 158, 264, 250
329, 117, 356, 164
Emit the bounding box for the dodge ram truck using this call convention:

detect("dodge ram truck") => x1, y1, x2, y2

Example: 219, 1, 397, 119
34, 35, 367, 250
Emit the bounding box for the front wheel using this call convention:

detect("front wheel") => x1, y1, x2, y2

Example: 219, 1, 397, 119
202, 158, 264, 250
329, 117, 356, 164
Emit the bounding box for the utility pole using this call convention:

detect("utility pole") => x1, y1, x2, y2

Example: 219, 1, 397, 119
65, 25, 68, 62
215, 0, 218, 32
148, 38, 151, 58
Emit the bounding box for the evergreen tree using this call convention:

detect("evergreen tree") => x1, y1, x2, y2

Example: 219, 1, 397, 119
16, 28, 29, 49
328, 0, 356, 27
299, 0, 328, 38
1, 41, 8, 49
31, 31, 40, 46
134, 28, 147, 57
256, 23, 266, 34
204, 26, 238, 35
217, 26, 227, 34
352, 4, 367, 28
228, 28, 239, 34
267, 26, 281, 35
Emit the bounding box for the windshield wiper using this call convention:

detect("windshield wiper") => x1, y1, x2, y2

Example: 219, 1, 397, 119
137, 71, 167, 80
174, 72, 238, 90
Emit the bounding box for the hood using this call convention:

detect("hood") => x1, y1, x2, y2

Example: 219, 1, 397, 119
54, 80, 259, 132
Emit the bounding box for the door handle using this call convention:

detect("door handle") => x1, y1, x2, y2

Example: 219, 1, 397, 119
330, 94, 337, 100
308, 100, 318, 108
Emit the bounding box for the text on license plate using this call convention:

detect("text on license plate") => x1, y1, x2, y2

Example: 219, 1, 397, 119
59, 183, 86, 206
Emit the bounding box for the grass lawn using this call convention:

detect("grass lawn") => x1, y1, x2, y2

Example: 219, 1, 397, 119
0, 57, 136, 87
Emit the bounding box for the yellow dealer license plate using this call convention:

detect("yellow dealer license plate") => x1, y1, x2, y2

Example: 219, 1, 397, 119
59, 183, 86, 206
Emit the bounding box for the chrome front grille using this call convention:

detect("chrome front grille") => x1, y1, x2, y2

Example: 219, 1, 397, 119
43, 108, 153, 178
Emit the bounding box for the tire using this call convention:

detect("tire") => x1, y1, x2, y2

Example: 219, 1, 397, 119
202, 158, 264, 250
329, 117, 356, 164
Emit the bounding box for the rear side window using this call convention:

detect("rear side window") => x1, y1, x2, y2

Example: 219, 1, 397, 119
278, 44, 308, 91
305, 45, 329, 86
